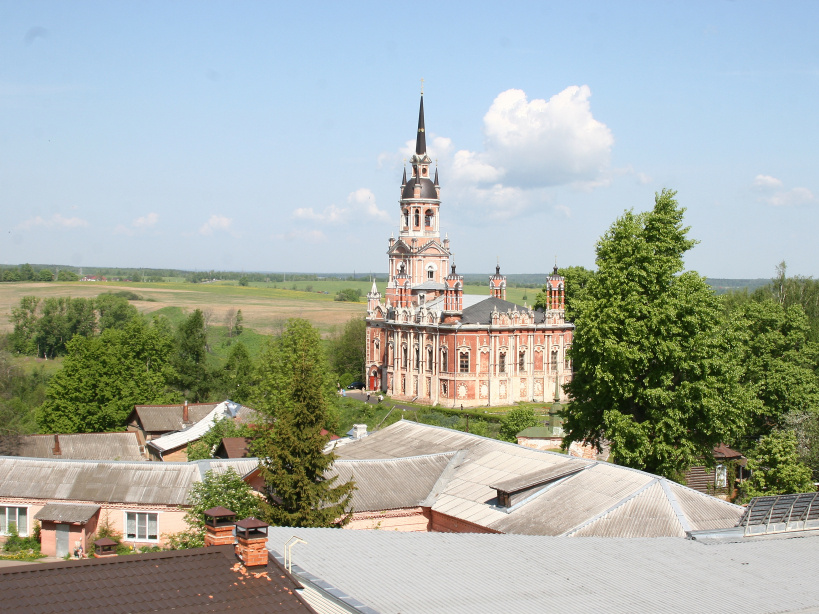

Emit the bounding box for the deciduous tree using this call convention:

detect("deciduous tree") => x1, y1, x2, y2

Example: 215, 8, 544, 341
250, 318, 354, 527
563, 190, 755, 480
37, 319, 178, 433
742, 431, 814, 501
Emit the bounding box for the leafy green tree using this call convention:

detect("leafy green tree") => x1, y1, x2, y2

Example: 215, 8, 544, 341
172, 309, 211, 401
328, 316, 365, 386
33, 297, 96, 359
37, 319, 178, 433
741, 431, 815, 502
0, 352, 46, 455
38, 269, 53, 282
216, 342, 255, 404
56, 270, 78, 282
166, 468, 261, 549
238, 276, 250, 287
729, 299, 819, 444
19, 264, 34, 281
563, 190, 755, 480
9, 296, 41, 355
499, 407, 541, 442
250, 319, 354, 527
3, 269, 21, 282
95, 293, 139, 332
334, 288, 361, 302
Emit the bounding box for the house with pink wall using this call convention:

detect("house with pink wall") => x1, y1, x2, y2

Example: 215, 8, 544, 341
0, 457, 256, 557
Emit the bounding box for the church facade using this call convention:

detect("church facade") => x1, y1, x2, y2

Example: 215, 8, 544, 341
365, 95, 574, 408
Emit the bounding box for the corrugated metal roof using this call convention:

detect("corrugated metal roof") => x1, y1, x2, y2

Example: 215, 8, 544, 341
133, 403, 218, 432
330, 453, 455, 512
336, 421, 743, 538
16, 432, 144, 461
34, 503, 100, 523
0, 457, 256, 507
266, 527, 819, 614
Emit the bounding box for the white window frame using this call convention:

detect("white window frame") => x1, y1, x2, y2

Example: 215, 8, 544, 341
124, 510, 160, 542
0, 506, 29, 536
715, 464, 727, 489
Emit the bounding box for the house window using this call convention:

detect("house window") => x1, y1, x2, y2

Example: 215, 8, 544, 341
441, 381, 448, 397
403, 209, 409, 228
427, 269, 434, 280
564, 345, 571, 371
519, 351, 526, 372
0, 506, 27, 536
414, 210, 420, 227
415, 346, 420, 370
459, 352, 469, 373
425, 210, 433, 227
126, 512, 158, 541
427, 347, 433, 372
551, 349, 558, 370
441, 349, 448, 372
402, 346, 408, 369
715, 464, 727, 489
499, 352, 506, 373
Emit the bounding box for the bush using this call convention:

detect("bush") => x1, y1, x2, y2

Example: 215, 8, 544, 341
334, 288, 362, 302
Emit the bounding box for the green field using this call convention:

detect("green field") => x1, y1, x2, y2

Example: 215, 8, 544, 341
0, 279, 539, 338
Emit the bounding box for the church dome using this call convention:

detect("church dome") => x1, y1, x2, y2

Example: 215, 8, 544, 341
402, 177, 438, 199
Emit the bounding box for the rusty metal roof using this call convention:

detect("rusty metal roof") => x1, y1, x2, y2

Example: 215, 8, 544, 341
0, 545, 318, 613
131, 403, 218, 433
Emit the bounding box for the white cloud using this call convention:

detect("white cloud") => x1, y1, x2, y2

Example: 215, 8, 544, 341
554, 204, 572, 218
114, 212, 159, 235
199, 214, 236, 236
291, 188, 390, 225
752, 174, 784, 190
18, 214, 89, 230
751, 175, 814, 207
451, 87, 614, 189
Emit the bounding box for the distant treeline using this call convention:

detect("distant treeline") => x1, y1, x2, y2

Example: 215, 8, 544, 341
0, 263, 780, 293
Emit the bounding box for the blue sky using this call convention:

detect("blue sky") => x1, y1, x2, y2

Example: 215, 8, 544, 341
2, 1, 817, 278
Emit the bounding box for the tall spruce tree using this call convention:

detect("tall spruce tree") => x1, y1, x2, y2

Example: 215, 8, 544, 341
250, 318, 354, 527
563, 190, 756, 480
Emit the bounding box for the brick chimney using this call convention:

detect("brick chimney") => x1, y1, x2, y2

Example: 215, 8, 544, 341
182, 400, 190, 424
203, 507, 236, 547
234, 518, 269, 568
52, 434, 61, 456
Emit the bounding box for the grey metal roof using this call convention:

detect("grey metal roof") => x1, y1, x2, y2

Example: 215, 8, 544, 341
412, 281, 446, 291
0, 456, 257, 507
266, 528, 819, 614
34, 503, 100, 523
329, 453, 456, 512
460, 296, 529, 324
401, 177, 437, 200
133, 403, 218, 432
16, 432, 144, 461
335, 421, 743, 537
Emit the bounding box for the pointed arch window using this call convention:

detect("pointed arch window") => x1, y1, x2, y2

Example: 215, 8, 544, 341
414, 210, 420, 228
441, 348, 448, 372
403, 209, 409, 229
459, 351, 470, 373
427, 347, 433, 372
499, 352, 506, 373
425, 209, 434, 228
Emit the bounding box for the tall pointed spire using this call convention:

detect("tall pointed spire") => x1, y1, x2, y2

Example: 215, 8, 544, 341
434, 167, 439, 186
416, 95, 426, 155
402, 167, 407, 186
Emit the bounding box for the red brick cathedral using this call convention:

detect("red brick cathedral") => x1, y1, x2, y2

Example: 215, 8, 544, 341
365, 95, 574, 407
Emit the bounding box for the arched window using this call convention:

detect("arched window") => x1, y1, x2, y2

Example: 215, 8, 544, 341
441, 349, 448, 372
414, 210, 420, 228
519, 350, 526, 372
499, 352, 506, 373
414, 345, 420, 370
551, 349, 558, 370
425, 209, 433, 228
403, 209, 409, 228
427, 347, 433, 372
402, 346, 408, 369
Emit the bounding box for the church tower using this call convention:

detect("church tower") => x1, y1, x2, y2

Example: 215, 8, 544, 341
385, 94, 452, 308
